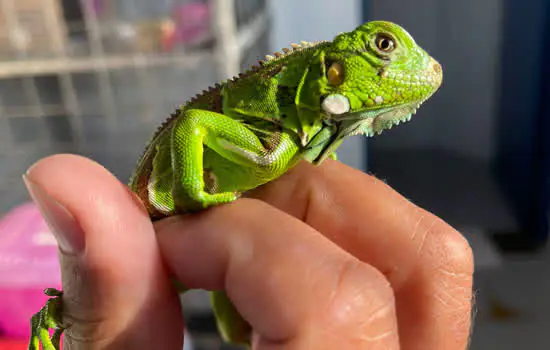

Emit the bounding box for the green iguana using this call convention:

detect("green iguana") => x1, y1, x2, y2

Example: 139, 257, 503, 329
28, 20, 442, 349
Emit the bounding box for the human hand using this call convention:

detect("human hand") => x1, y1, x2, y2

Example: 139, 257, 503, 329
24, 154, 473, 349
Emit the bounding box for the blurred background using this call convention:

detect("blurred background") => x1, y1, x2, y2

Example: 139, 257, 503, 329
0, 0, 549, 349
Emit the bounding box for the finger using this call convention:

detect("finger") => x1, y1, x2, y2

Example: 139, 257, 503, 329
156, 199, 400, 349
24, 154, 183, 349
248, 160, 474, 350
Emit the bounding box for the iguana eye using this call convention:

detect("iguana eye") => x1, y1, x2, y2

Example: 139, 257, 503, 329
375, 34, 395, 52
327, 62, 345, 85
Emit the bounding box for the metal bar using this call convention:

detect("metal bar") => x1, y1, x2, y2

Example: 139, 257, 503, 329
1, 0, 26, 57
42, 0, 67, 56
4, 104, 67, 118
58, 74, 84, 146
21, 77, 45, 118
56, 73, 82, 118
79, 0, 117, 128
2, 0, 46, 118
236, 10, 269, 53
0, 53, 209, 78
211, 0, 241, 80
0, 84, 6, 119
0, 93, 14, 153
0, 0, 29, 153
132, 53, 159, 123
43, 0, 84, 148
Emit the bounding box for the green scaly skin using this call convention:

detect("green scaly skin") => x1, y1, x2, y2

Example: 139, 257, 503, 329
28, 21, 442, 349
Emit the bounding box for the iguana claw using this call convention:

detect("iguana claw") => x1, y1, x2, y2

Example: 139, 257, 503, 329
28, 288, 65, 350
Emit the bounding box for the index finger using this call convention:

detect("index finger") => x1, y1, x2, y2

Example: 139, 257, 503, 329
248, 160, 474, 350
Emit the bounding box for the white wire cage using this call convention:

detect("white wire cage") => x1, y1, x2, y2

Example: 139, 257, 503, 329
0, 0, 271, 214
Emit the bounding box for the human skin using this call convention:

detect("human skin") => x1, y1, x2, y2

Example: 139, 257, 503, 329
23, 154, 473, 350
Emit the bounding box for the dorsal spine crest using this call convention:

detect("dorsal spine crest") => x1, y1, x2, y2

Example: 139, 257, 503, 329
151, 39, 329, 140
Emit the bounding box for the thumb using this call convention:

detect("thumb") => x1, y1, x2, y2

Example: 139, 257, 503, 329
24, 154, 183, 349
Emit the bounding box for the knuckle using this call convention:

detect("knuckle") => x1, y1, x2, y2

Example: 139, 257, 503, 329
329, 258, 395, 321
417, 216, 475, 344
322, 258, 398, 345
420, 214, 474, 277
438, 224, 474, 276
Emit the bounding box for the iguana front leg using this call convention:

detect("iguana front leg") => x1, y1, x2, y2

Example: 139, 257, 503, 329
169, 108, 299, 212
28, 288, 64, 350
168, 109, 303, 345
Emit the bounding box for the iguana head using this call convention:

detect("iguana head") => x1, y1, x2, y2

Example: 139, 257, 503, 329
320, 21, 443, 137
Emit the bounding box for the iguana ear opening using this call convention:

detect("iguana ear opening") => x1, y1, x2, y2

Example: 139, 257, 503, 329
326, 62, 345, 86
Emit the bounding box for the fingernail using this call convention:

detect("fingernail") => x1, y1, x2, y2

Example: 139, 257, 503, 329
23, 174, 85, 255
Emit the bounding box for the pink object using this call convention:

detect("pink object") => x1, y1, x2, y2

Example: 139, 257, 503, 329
172, 2, 211, 45
0, 202, 61, 339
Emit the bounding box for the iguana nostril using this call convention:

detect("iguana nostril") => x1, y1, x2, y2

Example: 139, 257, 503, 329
431, 58, 442, 76
429, 58, 443, 87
